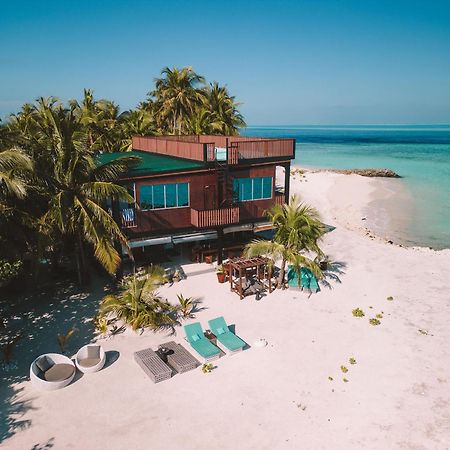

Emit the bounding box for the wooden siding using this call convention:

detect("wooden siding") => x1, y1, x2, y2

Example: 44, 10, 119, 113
191, 207, 240, 228
132, 135, 294, 163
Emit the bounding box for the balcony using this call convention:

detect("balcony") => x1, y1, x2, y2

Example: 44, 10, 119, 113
191, 207, 240, 228
132, 135, 295, 165
120, 207, 137, 228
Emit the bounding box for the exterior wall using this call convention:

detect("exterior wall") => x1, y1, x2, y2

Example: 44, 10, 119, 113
229, 165, 277, 221
130, 171, 217, 235
123, 163, 282, 237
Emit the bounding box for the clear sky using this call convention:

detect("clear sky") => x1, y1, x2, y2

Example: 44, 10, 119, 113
1, 0, 450, 124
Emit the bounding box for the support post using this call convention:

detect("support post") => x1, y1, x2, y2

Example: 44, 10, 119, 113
284, 162, 291, 203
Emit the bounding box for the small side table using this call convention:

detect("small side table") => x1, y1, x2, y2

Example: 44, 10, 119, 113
204, 330, 217, 345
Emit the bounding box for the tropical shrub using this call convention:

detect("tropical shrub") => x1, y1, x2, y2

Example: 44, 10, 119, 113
99, 266, 176, 331
352, 308, 365, 317
0, 259, 22, 286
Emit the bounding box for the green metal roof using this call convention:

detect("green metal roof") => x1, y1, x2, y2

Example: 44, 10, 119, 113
96, 150, 206, 177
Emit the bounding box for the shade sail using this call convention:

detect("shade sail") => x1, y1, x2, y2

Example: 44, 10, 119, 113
129, 236, 172, 248
172, 231, 218, 244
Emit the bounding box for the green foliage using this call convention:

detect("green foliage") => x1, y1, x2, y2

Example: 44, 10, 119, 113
57, 326, 77, 353
352, 308, 365, 317
0, 259, 22, 285
328, 376, 333, 381
244, 195, 325, 289
376, 313, 383, 319
176, 294, 198, 319
387, 296, 394, 301
99, 266, 175, 331
340, 365, 348, 373
369, 318, 381, 326
343, 378, 349, 383
349, 357, 357, 365
201, 363, 214, 373
94, 315, 109, 336
216, 264, 225, 274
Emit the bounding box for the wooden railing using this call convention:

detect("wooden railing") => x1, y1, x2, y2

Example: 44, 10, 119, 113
132, 136, 295, 164
191, 207, 240, 228
120, 208, 137, 228
274, 193, 286, 206
228, 139, 295, 164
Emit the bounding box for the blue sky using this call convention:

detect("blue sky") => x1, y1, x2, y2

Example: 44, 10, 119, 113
1, 0, 450, 124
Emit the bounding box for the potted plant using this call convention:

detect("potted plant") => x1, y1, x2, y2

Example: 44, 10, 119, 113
216, 265, 226, 283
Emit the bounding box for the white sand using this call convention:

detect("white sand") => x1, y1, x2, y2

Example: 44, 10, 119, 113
2, 171, 450, 449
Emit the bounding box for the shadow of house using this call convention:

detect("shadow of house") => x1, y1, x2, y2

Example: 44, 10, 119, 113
0, 274, 110, 443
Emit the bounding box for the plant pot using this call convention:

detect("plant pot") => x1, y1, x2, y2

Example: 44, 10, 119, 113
204, 255, 213, 264
216, 272, 226, 283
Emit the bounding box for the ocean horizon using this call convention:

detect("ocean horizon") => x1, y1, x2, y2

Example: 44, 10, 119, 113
243, 125, 450, 250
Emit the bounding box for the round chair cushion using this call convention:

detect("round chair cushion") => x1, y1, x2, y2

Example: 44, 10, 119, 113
44, 363, 75, 382
79, 357, 101, 368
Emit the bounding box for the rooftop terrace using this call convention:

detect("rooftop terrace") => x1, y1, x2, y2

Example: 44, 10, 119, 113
132, 135, 295, 165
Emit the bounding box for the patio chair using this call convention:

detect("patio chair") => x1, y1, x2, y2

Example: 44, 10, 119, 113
75, 344, 106, 374
184, 322, 220, 362
208, 316, 246, 354
30, 353, 76, 391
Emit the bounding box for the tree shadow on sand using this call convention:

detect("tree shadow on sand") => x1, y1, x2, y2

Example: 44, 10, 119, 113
0, 275, 112, 443
321, 261, 347, 290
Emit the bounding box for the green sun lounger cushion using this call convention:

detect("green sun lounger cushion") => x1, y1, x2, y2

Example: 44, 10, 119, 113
184, 322, 220, 359
208, 317, 246, 352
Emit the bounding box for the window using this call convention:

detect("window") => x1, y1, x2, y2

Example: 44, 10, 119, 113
139, 182, 189, 210
233, 177, 273, 202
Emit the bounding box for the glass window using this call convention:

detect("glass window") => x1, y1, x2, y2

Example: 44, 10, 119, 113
140, 185, 153, 210
165, 183, 177, 208
233, 177, 273, 202
262, 177, 272, 199
152, 184, 165, 209
253, 177, 263, 199
177, 183, 189, 207
139, 182, 189, 209
240, 178, 253, 201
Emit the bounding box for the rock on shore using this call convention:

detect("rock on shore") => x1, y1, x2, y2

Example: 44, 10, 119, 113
315, 168, 401, 178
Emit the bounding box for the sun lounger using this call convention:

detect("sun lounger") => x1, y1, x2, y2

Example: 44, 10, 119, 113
134, 348, 173, 383
158, 341, 200, 373
208, 316, 246, 354
184, 322, 220, 362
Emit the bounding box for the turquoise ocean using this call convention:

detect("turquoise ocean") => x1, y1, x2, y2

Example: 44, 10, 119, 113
243, 125, 450, 250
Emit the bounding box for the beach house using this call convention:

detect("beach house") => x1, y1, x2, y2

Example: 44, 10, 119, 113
98, 135, 295, 264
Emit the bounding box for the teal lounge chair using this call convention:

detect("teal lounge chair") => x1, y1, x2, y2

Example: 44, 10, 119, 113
208, 317, 246, 354
184, 322, 220, 362
287, 266, 320, 293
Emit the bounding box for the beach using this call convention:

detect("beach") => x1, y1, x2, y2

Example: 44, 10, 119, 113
2, 171, 450, 450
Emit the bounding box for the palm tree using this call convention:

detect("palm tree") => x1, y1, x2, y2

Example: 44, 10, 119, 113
244, 195, 325, 288
119, 109, 157, 150
0, 148, 33, 199
151, 66, 205, 134
99, 266, 176, 331
203, 82, 246, 135
32, 99, 138, 282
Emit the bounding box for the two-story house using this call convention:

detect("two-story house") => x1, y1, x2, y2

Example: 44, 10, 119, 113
98, 135, 295, 264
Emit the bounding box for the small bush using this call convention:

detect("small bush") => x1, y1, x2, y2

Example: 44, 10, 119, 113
369, 318, 381, 326
349, 357, 357, 365
387, 296, 394, 301
340, 365, 348, 373
202, 363, 213, 373
352, 308, 365, 317
343, 378, 349, 383
328, 376, 333, 381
